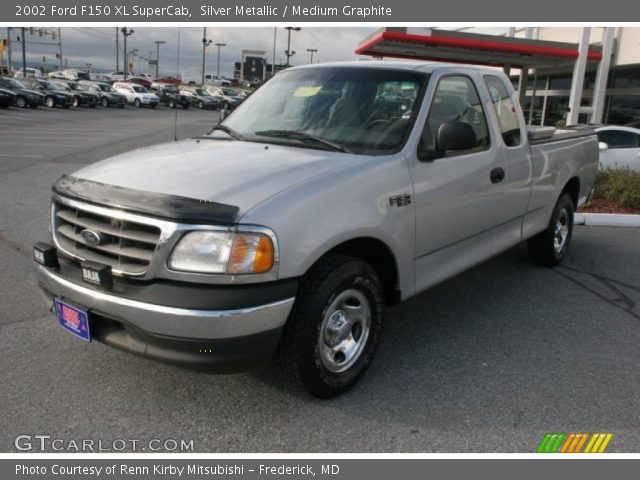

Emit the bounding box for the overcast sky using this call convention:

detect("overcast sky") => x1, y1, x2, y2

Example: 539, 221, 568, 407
7, 27, 386, 79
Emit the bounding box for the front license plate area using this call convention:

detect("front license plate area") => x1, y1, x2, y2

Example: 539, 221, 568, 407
54, 298, 91, 342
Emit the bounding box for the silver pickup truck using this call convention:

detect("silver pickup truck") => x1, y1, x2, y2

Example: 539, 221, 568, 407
34, 62, 598, 398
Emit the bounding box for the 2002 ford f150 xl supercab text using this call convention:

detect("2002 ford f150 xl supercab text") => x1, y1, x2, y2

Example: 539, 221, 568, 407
34, 62, 599, 398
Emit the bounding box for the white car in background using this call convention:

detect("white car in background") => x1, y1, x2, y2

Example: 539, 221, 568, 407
112, 82, 159, 108
14, 67, 43, 79
596, 126, 640, 171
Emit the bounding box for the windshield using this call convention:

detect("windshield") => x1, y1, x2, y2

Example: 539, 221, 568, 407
45, 82, 62, 90
218, 67, 428, 155
98, 83, 113, 92
8, 79, 26, 89
196, 89, 209, 96
222, 88, 238, 96
133, 85, 149, 93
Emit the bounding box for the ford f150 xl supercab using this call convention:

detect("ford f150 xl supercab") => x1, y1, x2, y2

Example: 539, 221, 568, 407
34, 62, 599, 398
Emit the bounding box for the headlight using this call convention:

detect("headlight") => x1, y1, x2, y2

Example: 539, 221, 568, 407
168, 230, 275, 275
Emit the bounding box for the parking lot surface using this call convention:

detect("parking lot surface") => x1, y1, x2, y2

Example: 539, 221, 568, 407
1, 107, 639, 452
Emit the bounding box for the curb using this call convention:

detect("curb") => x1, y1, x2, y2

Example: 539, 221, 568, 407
574, 212, 640, 227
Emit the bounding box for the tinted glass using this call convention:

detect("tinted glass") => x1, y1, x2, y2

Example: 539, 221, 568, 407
419, 75, 490, 156
597, 130, 639, 149
220, 67, 428, 155
484, 76, 522, 147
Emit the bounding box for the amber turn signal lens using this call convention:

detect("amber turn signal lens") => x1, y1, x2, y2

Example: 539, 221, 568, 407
227, 233, 274, 274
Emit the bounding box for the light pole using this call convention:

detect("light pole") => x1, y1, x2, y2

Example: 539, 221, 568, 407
201, 27, 212, 84
154, 40, 165, 79
285, 27, 301, 67
129, 49, 138, 74
306, 48, 317, 64
120, 27, 134, 80
139, 56, 145, 74
215, 43, 226, 77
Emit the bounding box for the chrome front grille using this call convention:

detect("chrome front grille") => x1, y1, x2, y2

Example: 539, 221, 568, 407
53, 199, 161, 275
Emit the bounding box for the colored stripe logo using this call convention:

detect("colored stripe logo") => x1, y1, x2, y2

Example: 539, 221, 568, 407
537, 433, 613, 453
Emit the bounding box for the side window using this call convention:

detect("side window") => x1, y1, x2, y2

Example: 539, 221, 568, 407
484, 75, 522, 147
419, 75, 490, 159
597, 130, 639, 149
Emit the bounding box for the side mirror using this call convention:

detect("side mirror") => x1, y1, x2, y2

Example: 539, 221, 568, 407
598, 141, 609, 151
436, 121, 477, 151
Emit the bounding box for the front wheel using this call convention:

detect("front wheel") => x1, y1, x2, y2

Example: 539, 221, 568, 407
528, 192, 575, 266
134, 98, 141, 108
278, 254, 384, 398
100, 97, 109, 108
15, 96, 27, 108
45, 96, 55, 108
168, 98, 175, 108
197, 100, 204, 109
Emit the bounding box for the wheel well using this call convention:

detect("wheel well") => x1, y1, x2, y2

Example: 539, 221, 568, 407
325, 237, 401, 306
563, 177, 581, 208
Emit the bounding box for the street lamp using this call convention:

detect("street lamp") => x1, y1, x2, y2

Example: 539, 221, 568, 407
215, 43, 226, 77
120, 27, 134, 80
128, 49, 138, 75
153, 40, 166, 79
306, 48, 318, 64
202, 27, 212, 85
284, 27, 301, 67
139, 56, 145, 74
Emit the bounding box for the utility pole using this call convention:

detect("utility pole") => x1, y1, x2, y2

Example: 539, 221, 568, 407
215, 43, 226, 77
21, 27, 26, 78
6, 28, 11, 72
115, 27, 119, 72
154, 40, 165, 79
121, 28, 134, 80
272, 27, 277, 78
201, 27, 212, 84
57, 27, 63, 71
306, 48, 317, 64
284, 27, 301, 67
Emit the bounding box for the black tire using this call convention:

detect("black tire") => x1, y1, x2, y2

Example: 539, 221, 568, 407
149, 103, 157, 109
101, 97, 109, 108
15, 96, 26, 108
72, 97, 78, 108
528, 192, 575, 266
278, 254, 384, 398
45, 96, 55, 108
182, 103, 190, 110
90, 102, 97, 108
134, 98, 141, 108
118, 104, 125, 109
197, 100, 204, 109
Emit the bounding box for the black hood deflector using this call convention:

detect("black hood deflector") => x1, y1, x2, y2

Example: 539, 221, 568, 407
52, 175, 240, 225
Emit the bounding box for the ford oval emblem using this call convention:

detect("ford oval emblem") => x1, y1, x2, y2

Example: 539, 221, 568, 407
80, 229, 103, 246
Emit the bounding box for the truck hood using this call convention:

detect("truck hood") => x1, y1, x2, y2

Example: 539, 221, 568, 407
71, 138, 358, 217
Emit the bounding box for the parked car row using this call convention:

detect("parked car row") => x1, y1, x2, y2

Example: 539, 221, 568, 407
0, 76, 248, 111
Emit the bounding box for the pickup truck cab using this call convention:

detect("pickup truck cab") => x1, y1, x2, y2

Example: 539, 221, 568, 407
34, 62, 598, 398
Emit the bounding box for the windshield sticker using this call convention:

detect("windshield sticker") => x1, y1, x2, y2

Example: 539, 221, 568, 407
294, 86, 323, 97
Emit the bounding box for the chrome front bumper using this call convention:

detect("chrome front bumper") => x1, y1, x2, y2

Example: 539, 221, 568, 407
35, 265, 295, 340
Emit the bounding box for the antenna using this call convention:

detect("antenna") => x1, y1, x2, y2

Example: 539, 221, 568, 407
174, 26, 181, 142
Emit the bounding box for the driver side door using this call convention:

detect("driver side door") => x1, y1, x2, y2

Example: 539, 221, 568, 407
409, 73, 516, 293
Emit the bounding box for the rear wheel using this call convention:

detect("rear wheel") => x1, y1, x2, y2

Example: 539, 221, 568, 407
72, 97, 78, 108
45, 96, 55, 108
278, 254, 384, 398
528, 192, 575, 266
101, 97, 109, 108
197, 100, 204, 109
134, 98, 141, 108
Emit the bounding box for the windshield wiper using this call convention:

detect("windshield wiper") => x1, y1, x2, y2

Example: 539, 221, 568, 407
206, 124, 245, 141
254, 130, 349, 153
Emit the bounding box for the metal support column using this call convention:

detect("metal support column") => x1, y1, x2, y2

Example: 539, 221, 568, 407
590, 27, 615, 124
517, 66, 528, 110
566, 27, 591, 126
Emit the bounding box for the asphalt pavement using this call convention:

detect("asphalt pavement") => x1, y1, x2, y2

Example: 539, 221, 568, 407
1, 105, 639, 453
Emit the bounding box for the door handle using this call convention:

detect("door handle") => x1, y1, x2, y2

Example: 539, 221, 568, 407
490, 167, 505, 184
